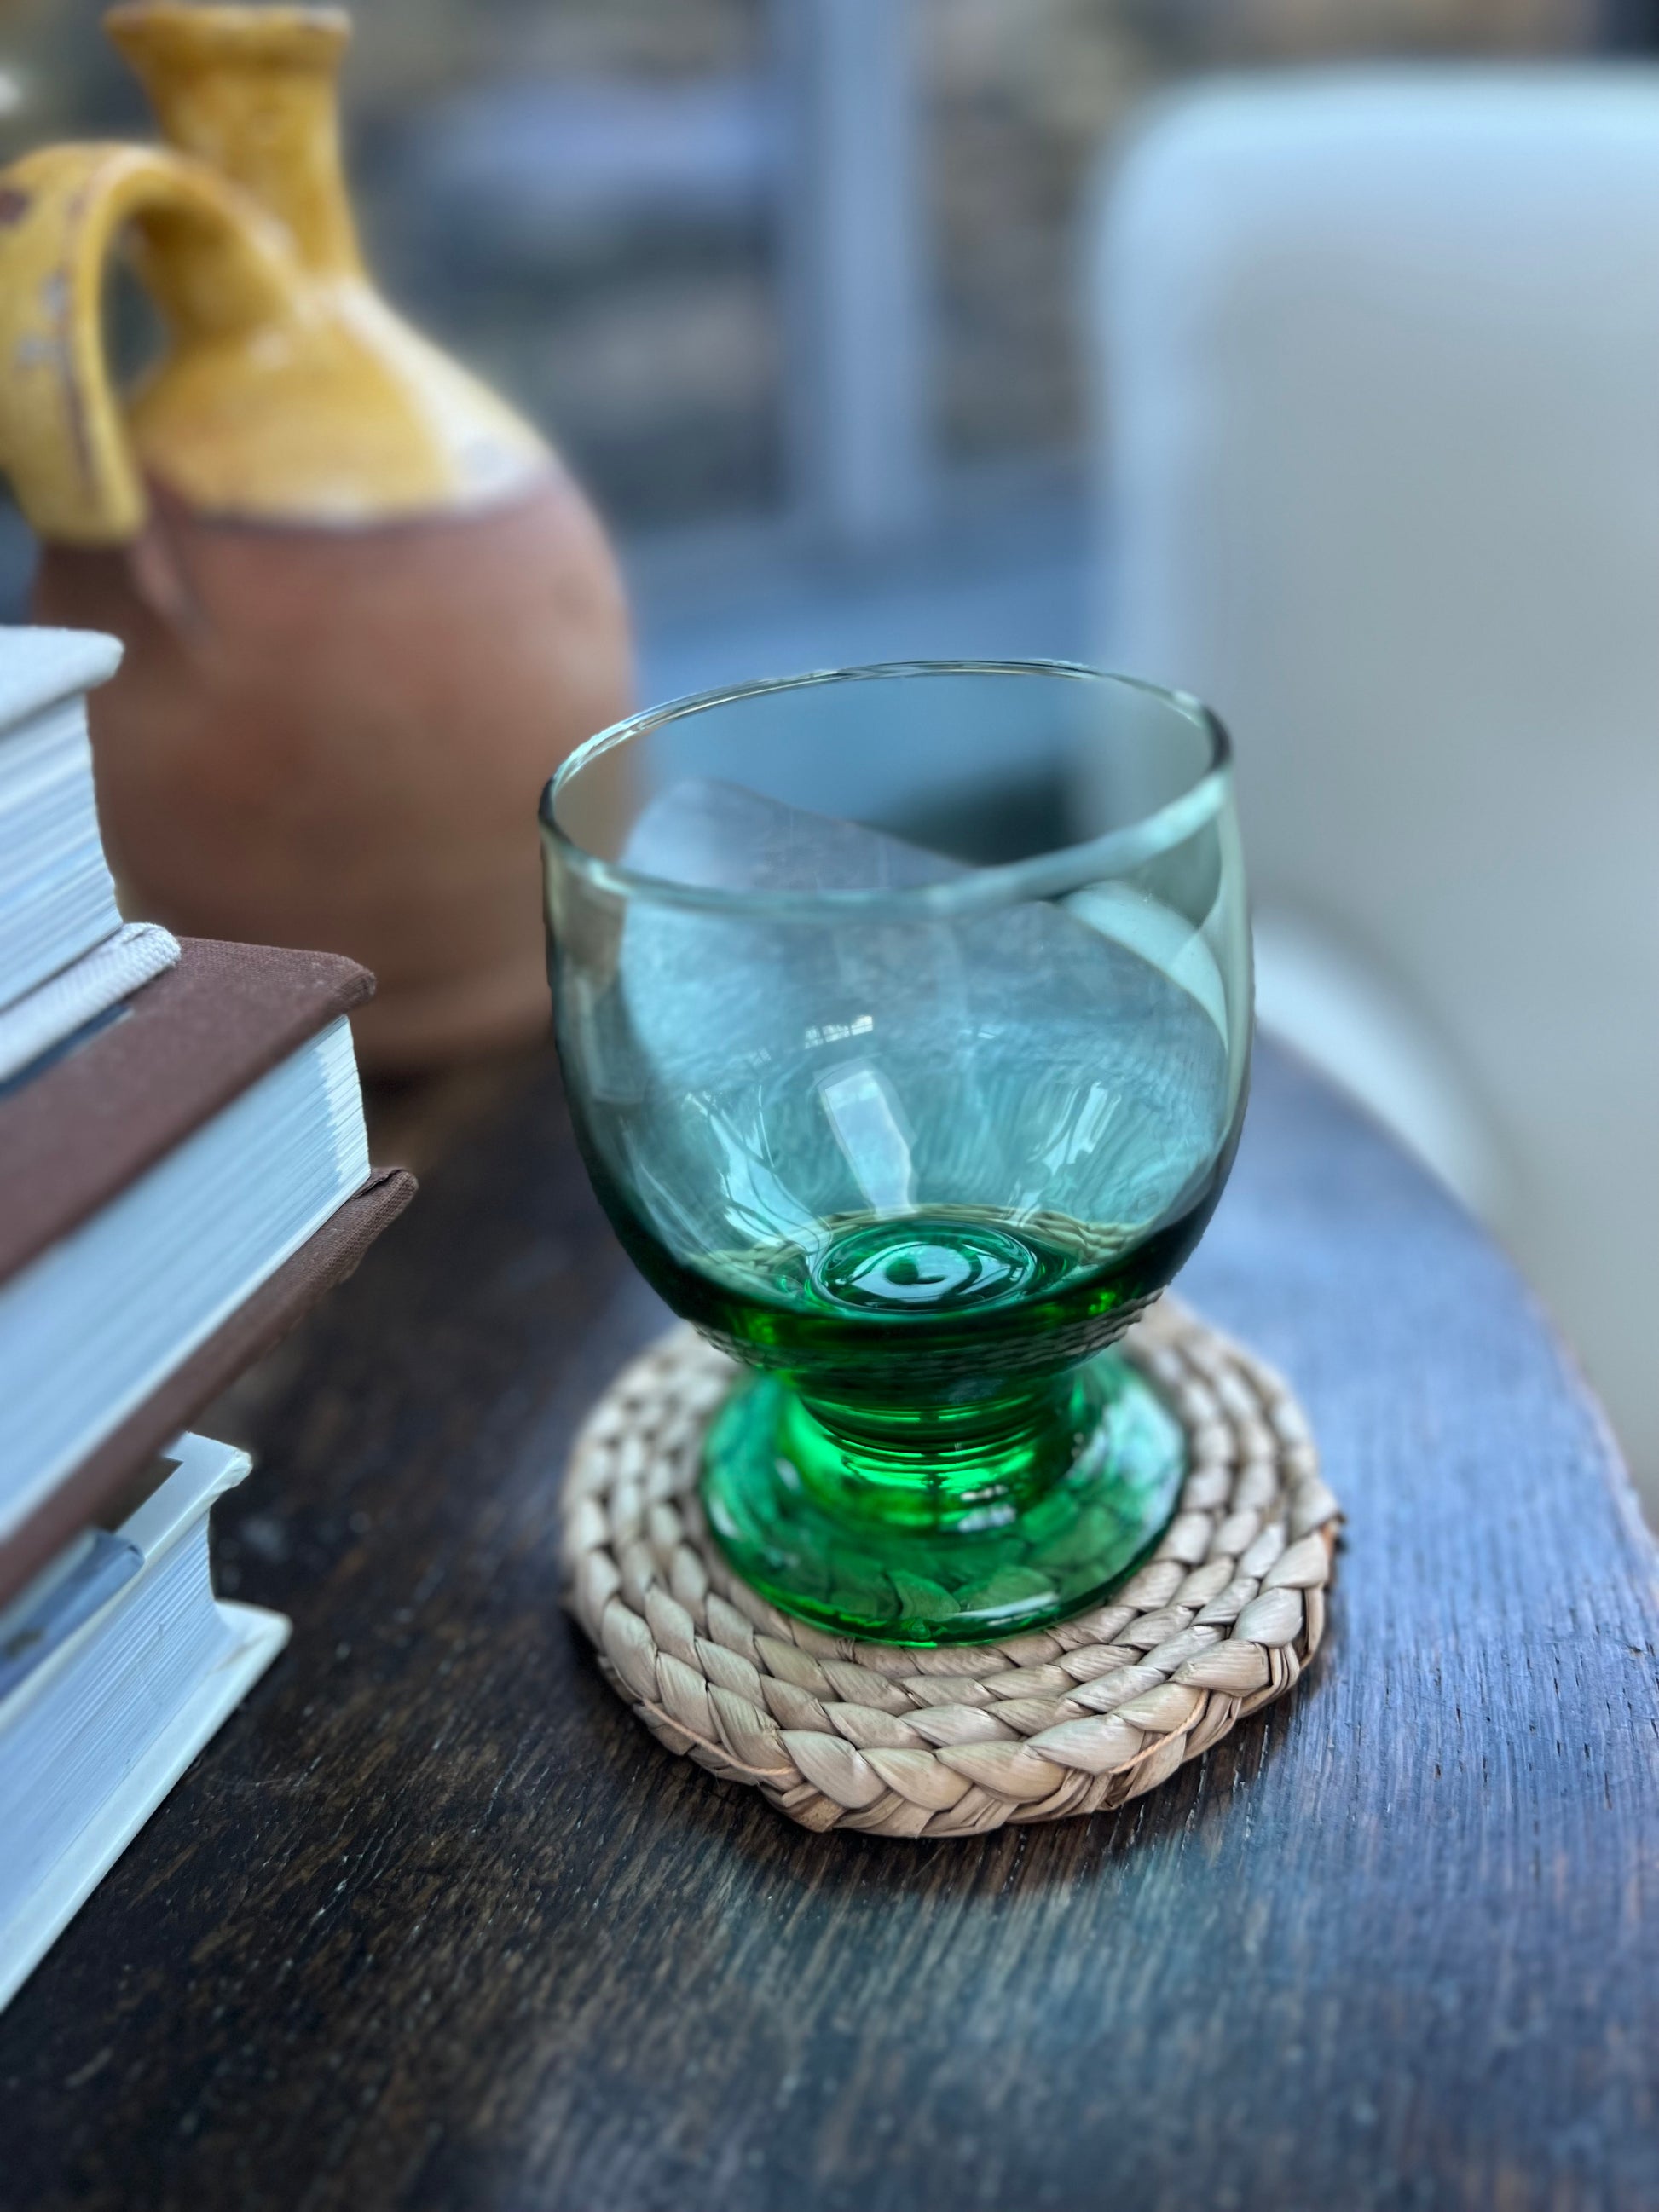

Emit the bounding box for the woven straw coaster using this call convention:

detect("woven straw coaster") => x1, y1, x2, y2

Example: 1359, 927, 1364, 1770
562, 1297, 1339, 1839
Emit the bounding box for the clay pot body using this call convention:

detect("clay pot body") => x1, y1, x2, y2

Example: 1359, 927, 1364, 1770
35, 480, 627, 1066
0, 7, 633, 1067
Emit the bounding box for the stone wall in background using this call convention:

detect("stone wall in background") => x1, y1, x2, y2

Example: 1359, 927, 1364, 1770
926, 0, 1596, 466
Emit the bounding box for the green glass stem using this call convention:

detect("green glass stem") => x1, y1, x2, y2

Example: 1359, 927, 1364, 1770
574, 1198, 1224, 1646
701, 1345, 1188, 1647
781, 1373, 1088, 1532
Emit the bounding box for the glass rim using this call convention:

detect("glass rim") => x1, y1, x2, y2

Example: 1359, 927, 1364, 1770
540, 658, 1234, 921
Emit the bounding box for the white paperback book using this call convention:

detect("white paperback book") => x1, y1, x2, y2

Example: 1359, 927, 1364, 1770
0, 628, 127, 1014
0, 1430, 289, 2012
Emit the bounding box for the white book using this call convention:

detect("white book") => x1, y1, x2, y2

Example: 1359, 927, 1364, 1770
0, 1431, 289, 2013
0, 1016, 370, 1546
0, 628, 125, 1013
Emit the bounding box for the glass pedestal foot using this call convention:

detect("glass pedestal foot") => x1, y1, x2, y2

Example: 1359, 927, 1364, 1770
700, 1349, 1187, 1647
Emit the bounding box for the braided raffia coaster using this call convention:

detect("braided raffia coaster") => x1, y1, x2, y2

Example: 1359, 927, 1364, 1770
561, 1298, 1340, 1839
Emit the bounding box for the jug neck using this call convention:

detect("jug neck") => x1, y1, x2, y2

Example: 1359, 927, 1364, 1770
106, 4, 364, 280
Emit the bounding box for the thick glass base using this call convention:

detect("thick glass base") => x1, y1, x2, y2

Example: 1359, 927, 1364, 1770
700, 1348, 1187, 1647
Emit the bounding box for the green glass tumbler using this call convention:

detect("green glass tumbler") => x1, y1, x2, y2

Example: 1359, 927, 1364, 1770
541, 661, 1251, 1645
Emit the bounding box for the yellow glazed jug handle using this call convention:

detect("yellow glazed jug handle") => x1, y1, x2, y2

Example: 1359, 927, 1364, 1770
0, 142, 305, 544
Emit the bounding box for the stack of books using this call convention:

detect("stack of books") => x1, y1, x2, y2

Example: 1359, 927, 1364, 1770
0, 628, 414, 2008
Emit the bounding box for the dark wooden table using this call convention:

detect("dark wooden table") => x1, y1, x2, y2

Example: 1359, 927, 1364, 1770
4, 1043, 1656, 2212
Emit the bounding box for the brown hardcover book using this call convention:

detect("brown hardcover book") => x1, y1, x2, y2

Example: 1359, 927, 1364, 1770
0, 937, 375, 1285
0, 934, 415, 1607
0, 1168, 415, 1608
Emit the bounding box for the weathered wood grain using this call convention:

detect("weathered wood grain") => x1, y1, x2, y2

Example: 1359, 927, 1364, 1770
2, 1043, 1655, 2212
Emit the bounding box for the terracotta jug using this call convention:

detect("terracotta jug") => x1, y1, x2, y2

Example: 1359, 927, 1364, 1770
0, 5, 632, 1068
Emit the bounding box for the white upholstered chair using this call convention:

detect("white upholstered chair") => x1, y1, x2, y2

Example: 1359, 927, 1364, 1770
1088, 72, 1659, 1487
